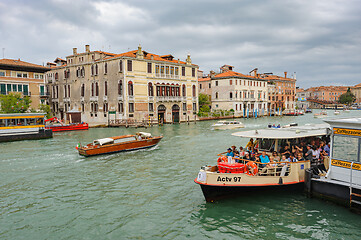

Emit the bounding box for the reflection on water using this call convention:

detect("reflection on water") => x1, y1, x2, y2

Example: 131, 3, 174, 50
1, 110, 361, 239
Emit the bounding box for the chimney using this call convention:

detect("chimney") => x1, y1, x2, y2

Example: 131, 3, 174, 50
186, 53, 191, 65
73, 48, 77, 55
85, 45, 90, 53
210, 70, 216, 77
284, 71, 287, 78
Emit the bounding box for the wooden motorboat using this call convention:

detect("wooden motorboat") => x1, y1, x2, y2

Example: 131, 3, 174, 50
77, 132, 162, 157
212, 120, 245, 130
45, 117, 88, 132
195, 124, 331, 202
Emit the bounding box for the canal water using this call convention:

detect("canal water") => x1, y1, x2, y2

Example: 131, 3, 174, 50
1, 110, 361, 239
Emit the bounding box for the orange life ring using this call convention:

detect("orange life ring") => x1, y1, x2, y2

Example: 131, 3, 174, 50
217, 156, 227, 163
246, 161, 258, 176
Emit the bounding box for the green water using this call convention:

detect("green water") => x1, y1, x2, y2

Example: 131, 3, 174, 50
1, 110, 361, 239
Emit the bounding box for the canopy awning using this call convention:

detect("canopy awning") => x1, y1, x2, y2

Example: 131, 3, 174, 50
232, 124, 330, 139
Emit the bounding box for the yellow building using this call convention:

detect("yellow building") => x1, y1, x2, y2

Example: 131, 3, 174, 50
46, 45, 198, 125
0, 59, 48, 109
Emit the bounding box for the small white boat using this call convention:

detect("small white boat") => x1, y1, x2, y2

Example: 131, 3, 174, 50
212, 120, 245, 130
314, 111, 328, 118
334, 111, 340, 115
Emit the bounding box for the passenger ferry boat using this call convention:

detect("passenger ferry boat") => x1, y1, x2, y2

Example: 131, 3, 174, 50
195, 124, 330, 202
305, 118, 361, 212
77, 132, 163, 157
0, 113, 53, 142
212, 120, 245, 130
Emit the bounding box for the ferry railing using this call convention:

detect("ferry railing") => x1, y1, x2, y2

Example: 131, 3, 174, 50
216, 153, 303, 176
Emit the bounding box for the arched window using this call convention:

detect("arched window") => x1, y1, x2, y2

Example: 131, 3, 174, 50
182, 84, 186, 96
215, 92, 218, 99
95, 64, 98, 75
55, 72, 58, 80
91, 83, 94, 96
118, 81, 123, 96
119, 60, 123, 72
156, 85, 160, 96
192, 85, 196, 97
81, 67, 85, 77
104, 81, 108, 96
148, 82, 153, 96
91, 65, 94, 75
95, 82, 99, 96
81, 84, 85, 97
128, 81, 133, 96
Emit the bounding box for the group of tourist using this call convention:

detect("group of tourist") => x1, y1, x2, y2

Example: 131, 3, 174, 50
224, 137, 330, 167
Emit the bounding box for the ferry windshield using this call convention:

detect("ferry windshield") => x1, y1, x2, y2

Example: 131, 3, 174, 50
332, 135, 360, 162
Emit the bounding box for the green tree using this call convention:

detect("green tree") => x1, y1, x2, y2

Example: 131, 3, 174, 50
339, 88, 356, 105
198, 93, 210, 108
0, 93, 31, 113
39, 104, 52, 119
200, 104, 210, 113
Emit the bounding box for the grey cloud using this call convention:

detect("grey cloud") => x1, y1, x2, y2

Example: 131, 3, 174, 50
0, 0, 360, 88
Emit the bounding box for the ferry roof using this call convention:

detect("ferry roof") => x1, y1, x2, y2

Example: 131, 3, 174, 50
0, 113, 46, 118
232, 124, 330, 139
324, 118, 361, 130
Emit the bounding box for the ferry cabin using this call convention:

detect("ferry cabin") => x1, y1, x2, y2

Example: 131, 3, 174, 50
0, 113, 52, 142
306, 118, 361, 211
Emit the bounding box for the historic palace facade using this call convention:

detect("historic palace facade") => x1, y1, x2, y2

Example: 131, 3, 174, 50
46, 45, 198, 125
210, 66, 269, 117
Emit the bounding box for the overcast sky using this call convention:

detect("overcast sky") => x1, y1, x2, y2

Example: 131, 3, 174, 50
0, 0, 360, 88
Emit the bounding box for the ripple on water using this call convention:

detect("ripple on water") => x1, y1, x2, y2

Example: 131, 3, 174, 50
1, 111, 361, 239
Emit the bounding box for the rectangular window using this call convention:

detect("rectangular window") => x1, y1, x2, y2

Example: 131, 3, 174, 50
230, 80, 232, 85
35, 74, 39, 79
155, 65, 160, 74
183, 103, 187, 111
23, 73, 27, 78
170, 66, 174, 76
17, 72, 22, 78
147, 62, 152, 73
333, 135, 359, 162
192, 68, 195, 77
23, 85, 29, 95
215, 81, 218, 86
193, 103, 196, 111
119, 60, 123, 72
182, 67, 185, 76
18, 84, 22, 92
149, 103, 154, 112
129, 103, 134, 113
12, 84, 17, 92
175, 67, 179, 76
40, 85, 45, 96
200, 84, 202, 89
0, 83, 6, 95
0, 71, 5, 77
127, 60, 132, 72
6, 84, 11, 93
166, 66, 169, 75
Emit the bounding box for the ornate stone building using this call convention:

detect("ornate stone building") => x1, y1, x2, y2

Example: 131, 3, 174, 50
210, 66, 269, 117
46, 45, 198, 125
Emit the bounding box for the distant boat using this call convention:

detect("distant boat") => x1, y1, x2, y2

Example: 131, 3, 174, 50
305, 108, 312, 113
334, 111, 340, 115
45, 117, 88, 132
314, 111, 327, 118
212, 120, 245, 130
77, 132, 163, 157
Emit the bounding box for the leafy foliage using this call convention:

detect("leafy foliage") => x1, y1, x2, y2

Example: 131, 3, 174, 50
0, 93, 31, 113
39, 104, 52, 119
198, 93, 210, 107
339, 88, 356, 105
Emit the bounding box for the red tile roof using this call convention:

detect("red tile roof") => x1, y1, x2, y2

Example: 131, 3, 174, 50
198, 77, 211, 82
106, 50, 198, 66
212, 70, 254, 79
0, 58, 49, 70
